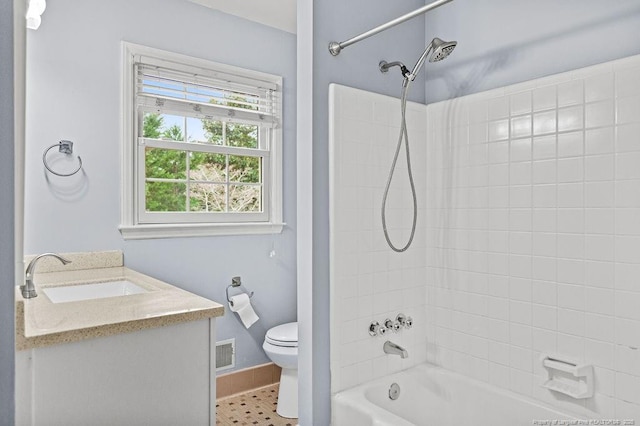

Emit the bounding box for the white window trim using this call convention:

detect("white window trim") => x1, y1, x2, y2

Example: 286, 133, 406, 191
119, 42, 284, 239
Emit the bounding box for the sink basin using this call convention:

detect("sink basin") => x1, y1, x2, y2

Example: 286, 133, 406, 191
43, 280, 148, 303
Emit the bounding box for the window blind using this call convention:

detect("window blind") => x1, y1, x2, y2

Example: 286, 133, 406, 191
135, 61, 279, 128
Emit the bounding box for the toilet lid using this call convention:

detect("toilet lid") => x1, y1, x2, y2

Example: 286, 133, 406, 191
265, 322, 298, 347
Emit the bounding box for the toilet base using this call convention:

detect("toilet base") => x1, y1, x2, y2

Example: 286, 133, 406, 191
276, 368, 298, 418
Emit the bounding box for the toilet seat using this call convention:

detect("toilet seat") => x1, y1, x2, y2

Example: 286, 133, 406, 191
265, 322, 298, 347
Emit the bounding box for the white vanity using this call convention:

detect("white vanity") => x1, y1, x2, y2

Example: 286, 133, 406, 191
15, 251, 224, 426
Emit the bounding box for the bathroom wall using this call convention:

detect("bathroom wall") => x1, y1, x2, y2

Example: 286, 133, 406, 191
308, 1, 427, 422
329, 84, 428, 393
0, 0, 15, 423
425, 55, 640, 419
24, 0, 297, 372
296, 1, 314, 423
423, 0, 640, 103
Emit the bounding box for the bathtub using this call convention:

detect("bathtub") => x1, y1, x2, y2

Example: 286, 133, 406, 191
333, 363, 577, 426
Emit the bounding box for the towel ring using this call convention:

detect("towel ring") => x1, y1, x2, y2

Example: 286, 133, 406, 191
43, 140, 83, 177
226, 276, 254, 306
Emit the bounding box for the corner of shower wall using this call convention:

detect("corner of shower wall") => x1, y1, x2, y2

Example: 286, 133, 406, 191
329, 84, 429, 394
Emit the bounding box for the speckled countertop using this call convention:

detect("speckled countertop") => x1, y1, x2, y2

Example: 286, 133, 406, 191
16, 251, 224, 350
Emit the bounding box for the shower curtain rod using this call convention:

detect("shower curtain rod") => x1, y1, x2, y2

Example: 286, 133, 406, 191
328, 0, 454, 56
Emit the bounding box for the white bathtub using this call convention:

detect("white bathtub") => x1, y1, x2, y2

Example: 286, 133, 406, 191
333, 363, 577, 426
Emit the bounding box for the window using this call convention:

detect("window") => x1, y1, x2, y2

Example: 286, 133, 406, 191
120, 43, 283, 239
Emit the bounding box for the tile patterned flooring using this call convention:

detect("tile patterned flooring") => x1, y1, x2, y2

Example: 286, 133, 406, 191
216, 384, 297, 426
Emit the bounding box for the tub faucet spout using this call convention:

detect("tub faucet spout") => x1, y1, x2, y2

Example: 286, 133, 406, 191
383, 341, 408, 359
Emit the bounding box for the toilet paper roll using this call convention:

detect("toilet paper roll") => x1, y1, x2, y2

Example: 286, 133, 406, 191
229, 293, 259, 329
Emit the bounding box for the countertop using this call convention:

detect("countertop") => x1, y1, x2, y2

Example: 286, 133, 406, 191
16, 264, 224, 350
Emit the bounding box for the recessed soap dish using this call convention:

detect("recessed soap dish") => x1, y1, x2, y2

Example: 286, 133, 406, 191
541, 355, 593, 399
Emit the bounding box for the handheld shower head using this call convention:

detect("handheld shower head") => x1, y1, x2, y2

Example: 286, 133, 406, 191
429, 37, 457, 62
406, 37, 457, 82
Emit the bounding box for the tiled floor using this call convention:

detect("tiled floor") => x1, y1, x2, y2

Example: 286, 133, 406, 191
216, 384, 297, 426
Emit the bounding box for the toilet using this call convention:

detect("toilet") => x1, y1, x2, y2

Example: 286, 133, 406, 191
262, 322, 298, 418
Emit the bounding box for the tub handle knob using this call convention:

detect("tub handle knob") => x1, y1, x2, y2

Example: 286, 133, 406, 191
405, 316, 413, 329
385, 318, 401, 332
397, 313, 412, 329
378, 324, 388, 335
369, 321, 381, 336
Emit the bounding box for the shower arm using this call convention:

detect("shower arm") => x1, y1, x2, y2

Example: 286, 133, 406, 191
379, 61, 411, 78
379, 44, 434, 87
328, 0, 454, 56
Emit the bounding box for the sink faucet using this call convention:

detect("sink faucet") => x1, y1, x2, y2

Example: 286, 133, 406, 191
383, 340, 408, 359
21, 253, 72, 299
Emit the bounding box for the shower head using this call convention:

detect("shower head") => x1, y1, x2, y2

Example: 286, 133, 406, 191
406, 37, 457, 82
429, 37, 457, 62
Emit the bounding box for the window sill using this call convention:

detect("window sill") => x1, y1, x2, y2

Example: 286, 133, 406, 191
119, 222, 285, 240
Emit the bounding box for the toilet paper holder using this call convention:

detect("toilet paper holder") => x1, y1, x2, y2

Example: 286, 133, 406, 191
226, 276, 254, 307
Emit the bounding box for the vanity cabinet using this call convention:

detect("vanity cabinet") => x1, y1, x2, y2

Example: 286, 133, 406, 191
15, 253, 223, 426
16, 318, 216, 426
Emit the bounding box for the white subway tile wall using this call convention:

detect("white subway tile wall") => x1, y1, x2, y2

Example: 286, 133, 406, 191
329, 84, 428, 393
427, 55, 640, 418
330, 56, 640, 421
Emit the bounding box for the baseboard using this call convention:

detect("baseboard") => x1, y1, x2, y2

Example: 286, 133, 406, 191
216, 362, 282, 399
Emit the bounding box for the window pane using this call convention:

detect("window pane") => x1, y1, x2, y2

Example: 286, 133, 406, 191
189, 152, 227, 182
229, 185, 261, 212
142, 113, 185, 141
187, 117, 214, 144
145, 181, 186, 212
227, 123, 258, 148
145, 148, 187, 179
229, 155, 260, 183
142, 113, 164, 138
201, 119, 224, 145
189, 184, 226, 212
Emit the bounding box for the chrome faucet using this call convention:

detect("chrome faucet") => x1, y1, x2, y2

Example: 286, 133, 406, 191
383, 341, 408, 359
21, 253, 72, 299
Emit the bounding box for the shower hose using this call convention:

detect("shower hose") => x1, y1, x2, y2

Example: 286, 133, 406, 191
381, 78, 418, 253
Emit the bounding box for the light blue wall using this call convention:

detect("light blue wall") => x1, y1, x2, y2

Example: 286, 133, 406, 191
424, 0, 640, 103
24, 0, 296, 372
315, 1, 427, 105
0, 0, 15, 423
309, 1, 426, 424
